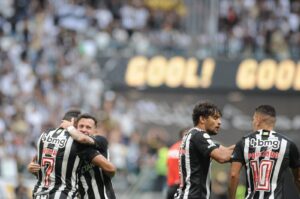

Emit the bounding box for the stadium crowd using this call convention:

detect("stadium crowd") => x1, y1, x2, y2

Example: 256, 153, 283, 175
217, 0, 300, 59
0, 0, 299, 198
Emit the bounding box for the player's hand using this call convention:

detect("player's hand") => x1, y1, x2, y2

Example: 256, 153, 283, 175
60, 118, 74, 129
27, 162, 41, 173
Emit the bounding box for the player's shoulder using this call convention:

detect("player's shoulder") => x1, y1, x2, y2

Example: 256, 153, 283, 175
189, 127, 205, 135
233, 132, 253, 145
243, 131, 255, 138
189, 128, 211, 140
43, 127, 63, 135
92, 135, 108, 143
45, 127, 56, 132
91, 135, 108, 148
273, 131, 295, 143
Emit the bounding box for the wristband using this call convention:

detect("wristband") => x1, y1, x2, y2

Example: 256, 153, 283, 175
67, 126, 76, 133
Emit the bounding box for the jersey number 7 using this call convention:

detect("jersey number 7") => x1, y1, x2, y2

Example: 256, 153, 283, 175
42, 157, 55, 187
250, 160, 274, 191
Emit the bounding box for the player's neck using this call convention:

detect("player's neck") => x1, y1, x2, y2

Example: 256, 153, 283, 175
255, 126, 273, 131
195, 124, 205, 131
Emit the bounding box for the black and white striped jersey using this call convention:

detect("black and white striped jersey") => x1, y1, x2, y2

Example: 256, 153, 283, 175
78, 135, 116, 199
33, 127, 100, 199
232, 129, 300, 199
175, 127, 219, 199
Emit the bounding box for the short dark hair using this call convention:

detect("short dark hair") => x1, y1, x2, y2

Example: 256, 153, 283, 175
62, 110, 81, 121
255, 105, 276, 118
77, 113, 98, 127
192, 102, 222, 126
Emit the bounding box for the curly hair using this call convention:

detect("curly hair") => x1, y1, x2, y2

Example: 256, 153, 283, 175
192, 102, 222, 126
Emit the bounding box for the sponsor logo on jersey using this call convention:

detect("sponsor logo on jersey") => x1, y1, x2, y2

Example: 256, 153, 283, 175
81, 163, 94, 173
250, 138, 280, 149
43, 148, 58, 156
41, 133, 67, 148
248, 151, 279, 159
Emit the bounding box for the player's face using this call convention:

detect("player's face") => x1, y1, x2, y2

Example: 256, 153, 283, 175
77, 118, 96, 135
204, 114, 221, 135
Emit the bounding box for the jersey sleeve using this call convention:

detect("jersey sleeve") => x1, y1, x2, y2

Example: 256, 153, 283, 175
78, 144, 100, 163
192, 132, 219, 157
91, 135, 108, 156
231, 140, 245, 164
289, 141, 300, 168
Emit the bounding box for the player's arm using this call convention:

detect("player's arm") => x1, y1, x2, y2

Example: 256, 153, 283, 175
91, 154, 116, 177
60, 119, 95, 145
193, 132, 234, 163
210, 145, 235, 163
228, 162, 243, 199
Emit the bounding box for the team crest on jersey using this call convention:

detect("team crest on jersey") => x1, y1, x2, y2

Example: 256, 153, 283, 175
41, 133, 67, 148
250, 138, 280, 149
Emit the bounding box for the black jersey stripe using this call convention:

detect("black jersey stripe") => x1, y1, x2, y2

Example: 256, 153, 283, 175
94, 168, 106, 198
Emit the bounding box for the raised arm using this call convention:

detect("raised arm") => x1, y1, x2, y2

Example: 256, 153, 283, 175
228, 161, 243, 199
210, 145, 235, 163
60, 119, 95, 145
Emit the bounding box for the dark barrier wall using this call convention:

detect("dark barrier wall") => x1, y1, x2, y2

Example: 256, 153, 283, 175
104, 56, 300, 93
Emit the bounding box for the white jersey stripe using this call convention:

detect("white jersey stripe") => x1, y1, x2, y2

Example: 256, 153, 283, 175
35, 136, 44, 195
54, 133, 75, 199
80, 175, 87, 199
91, 170, 102, 199
49, 130, 64, 196
68, 156, 80, 198
260, 131, 276, 199
244, 137, 251, 199
206, 161, 211, 199
183, 132, 192, 199
269, 139, 287, 199
254, 132, 264, 199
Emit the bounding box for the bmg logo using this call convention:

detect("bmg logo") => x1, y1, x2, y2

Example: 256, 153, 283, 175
250, 138, 280, 149
41, 133, 67, 148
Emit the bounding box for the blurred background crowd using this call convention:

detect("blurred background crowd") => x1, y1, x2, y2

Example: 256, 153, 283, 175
0, 0, 299, 198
